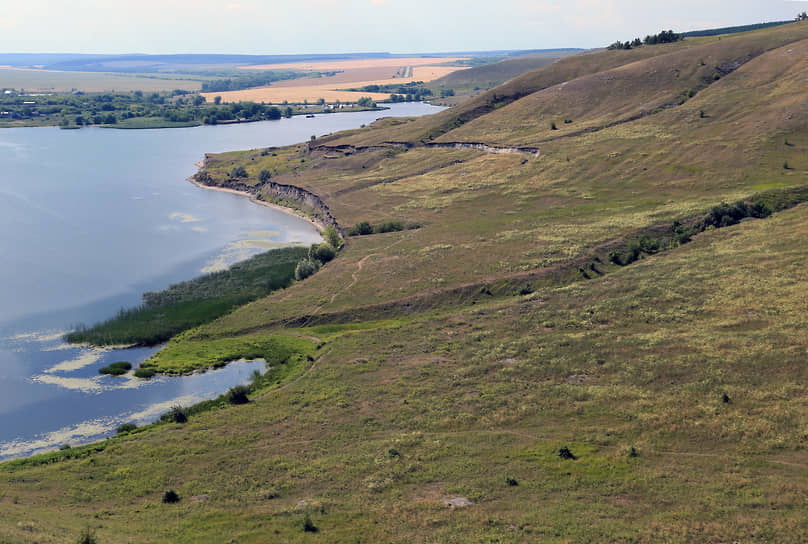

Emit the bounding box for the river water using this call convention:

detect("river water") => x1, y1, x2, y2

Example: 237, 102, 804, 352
0, 102, 443, 459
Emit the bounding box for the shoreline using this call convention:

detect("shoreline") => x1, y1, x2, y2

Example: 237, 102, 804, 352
187, 173, 327, 234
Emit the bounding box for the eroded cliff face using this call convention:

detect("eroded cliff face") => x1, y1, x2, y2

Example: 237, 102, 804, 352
193, 158, 340, 232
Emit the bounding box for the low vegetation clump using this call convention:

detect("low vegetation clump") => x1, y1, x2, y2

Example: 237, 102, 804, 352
133, 368, 155, 379
162, 490, 181, 504
67, 246, 308, 346
346, 220, 414, 236
302, 513, 318, 533
116, 423, 138, 435
226, 385, 250, 405
294, 258, 320, 280
162, 406, 188, 424
98, 361, 131, 376
557, 446, 578, 460
309, 242, 336, 263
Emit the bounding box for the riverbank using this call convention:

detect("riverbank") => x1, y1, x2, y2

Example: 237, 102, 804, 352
188, 175, 327, 233
191, 150, 343, 233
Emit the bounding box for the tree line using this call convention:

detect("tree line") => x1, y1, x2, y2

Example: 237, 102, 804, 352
607, 30, 683, 50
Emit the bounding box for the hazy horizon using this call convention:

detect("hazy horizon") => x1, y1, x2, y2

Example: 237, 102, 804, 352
1, 0, 807, 56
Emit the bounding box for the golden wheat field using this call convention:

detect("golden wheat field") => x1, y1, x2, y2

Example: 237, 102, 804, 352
205, 58, 467, 104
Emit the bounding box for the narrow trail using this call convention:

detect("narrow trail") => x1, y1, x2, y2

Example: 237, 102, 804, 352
294, 232, 415, 328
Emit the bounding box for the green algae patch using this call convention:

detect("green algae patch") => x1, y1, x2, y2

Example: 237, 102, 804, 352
141, 333, 315, 375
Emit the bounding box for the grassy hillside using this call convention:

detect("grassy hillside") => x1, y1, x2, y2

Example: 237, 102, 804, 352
3, 21, 808, 543
430, 51, 582, 90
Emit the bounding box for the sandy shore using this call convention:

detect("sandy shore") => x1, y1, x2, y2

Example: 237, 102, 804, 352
187, 176, 326, 233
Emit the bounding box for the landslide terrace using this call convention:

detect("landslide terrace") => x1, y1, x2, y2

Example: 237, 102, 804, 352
3, 22, 808, 543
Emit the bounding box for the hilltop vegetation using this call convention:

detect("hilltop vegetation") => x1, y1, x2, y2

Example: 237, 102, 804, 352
3, 22, 808, 542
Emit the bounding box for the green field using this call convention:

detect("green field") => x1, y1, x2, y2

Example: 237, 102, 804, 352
0, 68, 204, 92
3, 22, 808, 543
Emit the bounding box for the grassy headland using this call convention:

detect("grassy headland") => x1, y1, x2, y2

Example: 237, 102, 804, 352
3, 21, 808, 542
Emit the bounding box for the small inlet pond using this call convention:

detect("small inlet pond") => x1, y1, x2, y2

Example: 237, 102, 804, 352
0, 102, 444, 459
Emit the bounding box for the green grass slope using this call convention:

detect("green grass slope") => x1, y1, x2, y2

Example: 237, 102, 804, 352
2, 21, 808, 543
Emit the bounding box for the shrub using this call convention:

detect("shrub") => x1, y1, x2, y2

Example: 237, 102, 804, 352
134, 367, 155, 379
310, 243, 336, 264
627, 446, 639, 458
506, 476, 519, 486
376, 221, 405, 234
99, 361, 132, 376
722, 392, 731, 404
348, 221, 374, 236
783, 161, 790, 170
557, 445, 577, 460
258, 169, 272, 183
162, 490, 180, 504
163, 405, 187, 424
227, 385, 250, 405
295, 258, 320, 281
116, 423, 137, 435
550, 121, 557, 130
229, 165, 248, 178
323, 226, 342, 249
302, 513, 318, 533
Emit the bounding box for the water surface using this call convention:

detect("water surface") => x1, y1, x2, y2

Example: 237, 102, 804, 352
0, 102, 444, 459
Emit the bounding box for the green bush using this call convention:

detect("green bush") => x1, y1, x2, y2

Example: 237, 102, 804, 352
302, 513, 318, 533
557, 445, 577, 460
162, 490, 181, 504
116, 423, 137, 435
259, 169, 272, 183
295, 258, 320, 280
229, 165, 248, 178
133, 368, 155, 379
348, 221, 374, 236
227, 385, 250, 405
310, 243, 336, 264
99, 361, 131, 376
377, 221, 405, 233
323, 226, 343, 249
162, 405, 188, 424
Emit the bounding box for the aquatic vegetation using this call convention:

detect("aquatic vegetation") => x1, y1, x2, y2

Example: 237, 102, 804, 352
98, 361, 131, 376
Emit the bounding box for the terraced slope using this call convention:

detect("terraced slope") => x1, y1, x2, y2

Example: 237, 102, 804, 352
2, 21, 808, 543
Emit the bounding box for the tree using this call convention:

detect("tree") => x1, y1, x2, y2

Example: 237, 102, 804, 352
259, 169, 272, 183
356, 96, 375, 108
230, 166, 248, 178
213, 96, 222, 105
798, 12, 808, 21
283, 106, 293, 118
323, 226, 342, 249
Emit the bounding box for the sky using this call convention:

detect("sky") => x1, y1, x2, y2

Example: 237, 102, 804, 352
0, 0, 806, 54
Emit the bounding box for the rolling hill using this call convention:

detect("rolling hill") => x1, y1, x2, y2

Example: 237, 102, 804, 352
2, 21, 808, 543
